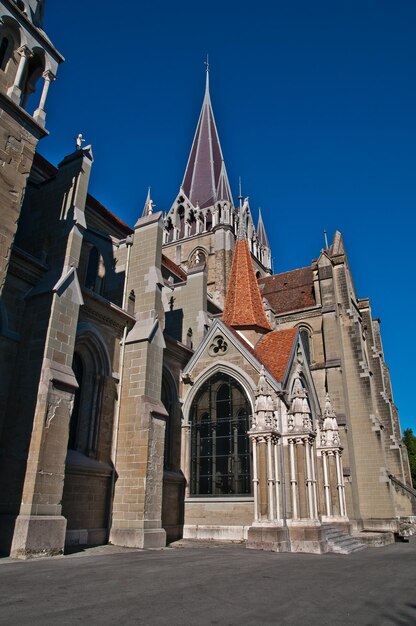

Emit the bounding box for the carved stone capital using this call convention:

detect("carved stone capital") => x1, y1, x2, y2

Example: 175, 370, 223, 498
18, 45, 33, 59
42, 69, 56, 82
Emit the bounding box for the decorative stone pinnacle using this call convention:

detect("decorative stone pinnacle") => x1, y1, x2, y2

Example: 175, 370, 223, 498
237, 206, 246, 240
251, 366, 278, 432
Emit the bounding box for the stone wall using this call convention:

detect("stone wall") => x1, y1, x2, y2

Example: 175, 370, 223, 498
0, 97, 42, 293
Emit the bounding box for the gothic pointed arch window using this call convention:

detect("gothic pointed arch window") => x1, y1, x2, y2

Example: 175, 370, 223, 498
21, 48, 45, 111
165, 216, 174, 243
161, 369, 177, 470
205, 209, 212, 232
68, 333, 109, 456
189, 372, 251, 496
299, 326, 313, 365
85, 246, 106, 295
188, 210, 197, 236
178, 205, 185, 238
0, 19, 20, 78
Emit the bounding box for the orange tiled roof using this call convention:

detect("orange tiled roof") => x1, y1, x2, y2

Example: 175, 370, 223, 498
259, 267, 315, 314
255, 327, 298, 381
223, 239, 272, 333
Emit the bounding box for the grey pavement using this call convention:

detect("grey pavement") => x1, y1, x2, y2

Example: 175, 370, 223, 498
0, 538, 415, 625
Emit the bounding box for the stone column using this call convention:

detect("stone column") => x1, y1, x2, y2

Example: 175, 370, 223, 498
252, 437, 260, 522
305, 438, 315, 519
33, 70, 55, 127
7, 45, 32, 104
310, 441, 318, 518
181, 423, 191, 498
273, 440, 281, 521
335, 450, 346, 518
267, 436, 275, 521
289, 438, 299, 520
322, 452, 332, 517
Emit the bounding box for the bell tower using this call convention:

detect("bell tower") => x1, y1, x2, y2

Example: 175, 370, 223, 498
0, 0, 63, 292
162, 64, 272, 308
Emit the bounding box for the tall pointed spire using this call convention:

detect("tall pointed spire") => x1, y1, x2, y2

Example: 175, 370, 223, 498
181, 62, 233, 209
257, 208, 270, 249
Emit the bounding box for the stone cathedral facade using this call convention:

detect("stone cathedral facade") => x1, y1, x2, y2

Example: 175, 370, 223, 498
0, 0, 414, 558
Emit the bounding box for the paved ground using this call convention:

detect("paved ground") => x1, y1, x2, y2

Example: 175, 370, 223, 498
0, 538, 415, 625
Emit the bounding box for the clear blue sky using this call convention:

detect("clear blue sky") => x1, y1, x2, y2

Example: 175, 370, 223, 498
41, 1, 416, 431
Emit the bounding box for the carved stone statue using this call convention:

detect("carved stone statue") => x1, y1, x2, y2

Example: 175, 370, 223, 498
75, 133, 85, 150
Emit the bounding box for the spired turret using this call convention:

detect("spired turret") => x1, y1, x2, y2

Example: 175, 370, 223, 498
141, 187, 155, 219
287, 371, 313, 434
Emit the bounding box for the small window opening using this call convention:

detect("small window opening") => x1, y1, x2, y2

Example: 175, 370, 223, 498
0, 37, 9, 69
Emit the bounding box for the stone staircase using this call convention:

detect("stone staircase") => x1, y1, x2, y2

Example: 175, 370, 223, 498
324, 525, 367, 554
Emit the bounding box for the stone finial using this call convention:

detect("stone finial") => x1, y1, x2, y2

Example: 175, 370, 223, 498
252, 365, 277, 432
287, 372, 312, 432
320, 392, 340, 447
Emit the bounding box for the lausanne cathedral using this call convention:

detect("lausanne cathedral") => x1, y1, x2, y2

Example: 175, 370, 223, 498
0, 0, 414, 558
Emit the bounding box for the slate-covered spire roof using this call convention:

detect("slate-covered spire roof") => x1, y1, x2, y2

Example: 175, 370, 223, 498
257, 208, 270, 248
181, 67, 233, 209
223, 236, 272, 333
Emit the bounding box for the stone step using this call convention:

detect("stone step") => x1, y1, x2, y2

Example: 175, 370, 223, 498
324, 525, 367, 554
326, 530, 346, 539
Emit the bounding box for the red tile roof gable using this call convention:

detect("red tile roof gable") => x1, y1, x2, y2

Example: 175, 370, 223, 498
255, 327, 298, 382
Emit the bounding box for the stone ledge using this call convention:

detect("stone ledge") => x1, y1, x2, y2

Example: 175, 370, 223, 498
356, 531, 395, 547
109, 527, 166, 549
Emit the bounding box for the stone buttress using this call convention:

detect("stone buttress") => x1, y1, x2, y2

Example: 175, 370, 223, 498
109, 211, 168, 549
0, 146, 92, 557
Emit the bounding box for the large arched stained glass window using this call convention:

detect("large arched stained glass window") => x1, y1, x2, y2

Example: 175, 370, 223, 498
189, 373, 252, 496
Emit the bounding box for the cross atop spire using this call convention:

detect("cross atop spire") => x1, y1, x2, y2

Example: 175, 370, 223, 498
181, 63, 233, 209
